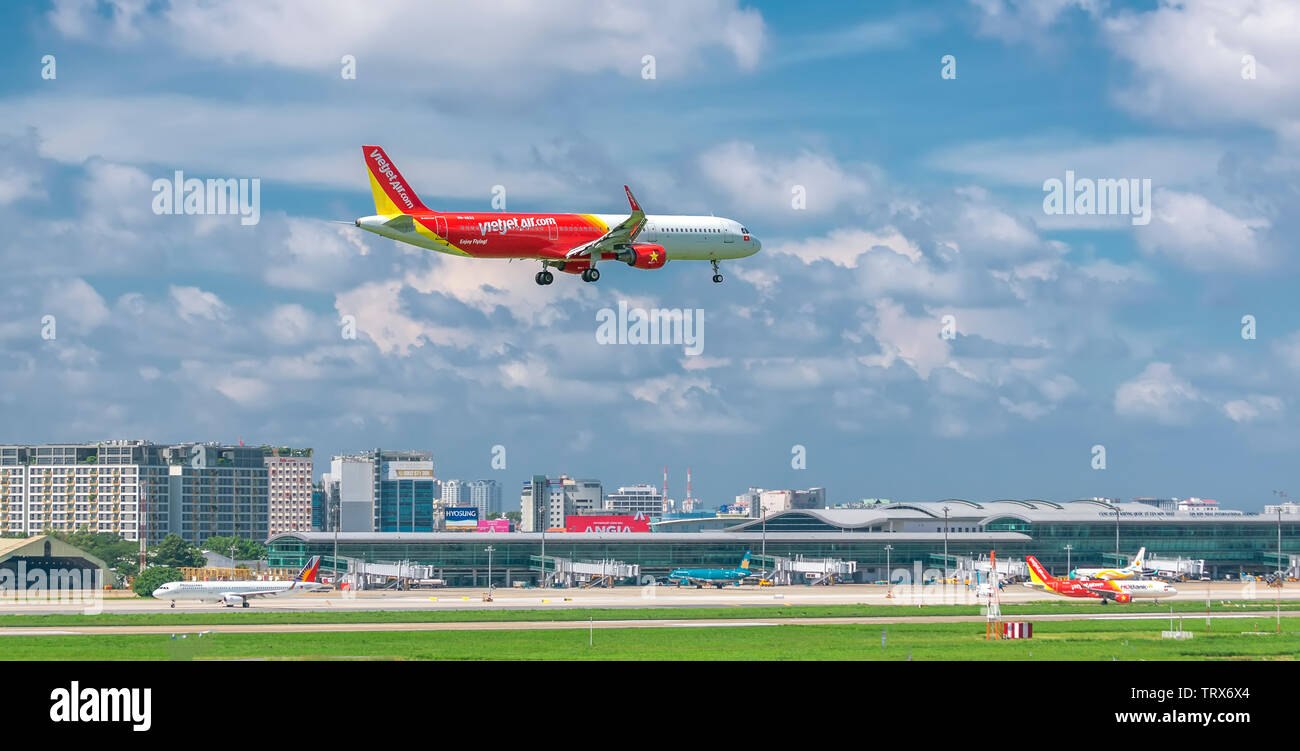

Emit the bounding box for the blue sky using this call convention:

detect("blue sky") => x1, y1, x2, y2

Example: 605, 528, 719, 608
1, 0, 1298, 511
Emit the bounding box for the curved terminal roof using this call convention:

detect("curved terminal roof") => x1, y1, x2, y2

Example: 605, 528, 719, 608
724, 500, 1254, 532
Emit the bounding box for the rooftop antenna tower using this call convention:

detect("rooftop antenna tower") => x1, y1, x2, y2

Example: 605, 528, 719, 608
662, 466, 669, 513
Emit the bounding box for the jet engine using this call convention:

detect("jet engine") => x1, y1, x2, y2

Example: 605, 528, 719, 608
222, 594, 248, 608
623, 244, 668, 269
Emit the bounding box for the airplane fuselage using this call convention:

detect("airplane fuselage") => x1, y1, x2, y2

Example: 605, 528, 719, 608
357, 212, 760, 263
1028, 579, 1175, 600
152, 580, 326, 604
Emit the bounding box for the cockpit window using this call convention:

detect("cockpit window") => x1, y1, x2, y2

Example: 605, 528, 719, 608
741, 227, 749, 234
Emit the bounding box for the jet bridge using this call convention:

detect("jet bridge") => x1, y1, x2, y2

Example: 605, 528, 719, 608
756, 555, 857, 585
343, 559, 439, 590
1144, 556, 1206, 580
528, 556, 639, 587
954, 555, 1028, 583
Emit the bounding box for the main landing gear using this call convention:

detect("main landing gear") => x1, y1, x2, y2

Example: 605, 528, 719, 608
711, 259, 724, 283
534, 270, 554, 285
581, 268, 601, 283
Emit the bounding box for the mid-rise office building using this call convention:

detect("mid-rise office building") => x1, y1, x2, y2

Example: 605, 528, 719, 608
263, 449, 313, 536
311, 485, 327, 531
605, 484, 663, 516
759, 487, 826, 516
441, 479, 465, 507
466, 479, 502, 518
520, 475, 601, 531
323, 449, 436, 533
0, 441, 268, 544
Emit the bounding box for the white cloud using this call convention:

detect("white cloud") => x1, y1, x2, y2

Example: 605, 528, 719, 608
859, 299, 953, 380
1273, 331, 1300, 372
927, 135, 1225, 189
771, 227, 921, 267
1137, 189, 1270, 271
48, 0, 766, 84
1103, 0, 1300, 136
44, 278, 110, 334
261, 304, 322, 345
1222, 395, 1284, 423
697, 141, 874, 216
1114, 362, 1204, 424
169, 285, 229, 322
968, 0, 1100, 44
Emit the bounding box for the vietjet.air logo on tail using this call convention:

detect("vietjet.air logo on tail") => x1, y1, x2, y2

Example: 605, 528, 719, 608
363, 145, 429, 214
369, 148, 414, 210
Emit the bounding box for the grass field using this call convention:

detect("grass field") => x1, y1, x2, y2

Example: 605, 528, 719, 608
0, 599, 1290, 628
3, 617, 1300, 660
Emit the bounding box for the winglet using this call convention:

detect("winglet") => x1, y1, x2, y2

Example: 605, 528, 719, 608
624, 185, 641, 213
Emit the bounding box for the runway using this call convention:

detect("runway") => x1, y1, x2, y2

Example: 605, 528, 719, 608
1, 581, 1294, 615
2, 610, 1298, 636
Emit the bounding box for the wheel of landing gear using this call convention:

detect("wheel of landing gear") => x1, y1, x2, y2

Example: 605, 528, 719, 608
713, 274, 724, 283
541, 271, 554, 284
582, 268, 600, 282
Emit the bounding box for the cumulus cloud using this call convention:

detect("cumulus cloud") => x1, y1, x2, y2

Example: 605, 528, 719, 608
1103, 0, 1300, 137
771, 227, 921, 267
1114, 362, 1204, 424
696, 141, 875, 218
48, 0, 766, 85
1222, 395, 1284, 423
169, 285, 229, 322
1136, 189, 1271, 271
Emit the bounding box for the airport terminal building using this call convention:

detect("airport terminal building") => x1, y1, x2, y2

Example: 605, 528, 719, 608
267, 499, 1299, 587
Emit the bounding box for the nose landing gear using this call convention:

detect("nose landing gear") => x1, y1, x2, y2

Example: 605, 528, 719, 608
534, 268, 554, 285
581, 268, 601, 283
711, 259, 724, 283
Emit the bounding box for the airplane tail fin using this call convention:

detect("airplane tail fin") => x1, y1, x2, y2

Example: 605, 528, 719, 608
1131, 547, 1146, 569
362, 145, 431, 215
297, 556, 322, 583
739, 551, 751, 571
1025, 555, 1055, 586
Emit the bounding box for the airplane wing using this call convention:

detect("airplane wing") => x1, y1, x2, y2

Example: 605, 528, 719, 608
565, 185, 646, 260
222, 589, 286, 600
1080, 584, 1124, 600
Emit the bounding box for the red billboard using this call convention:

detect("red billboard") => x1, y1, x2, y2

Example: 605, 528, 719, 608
565, 513, 651, 533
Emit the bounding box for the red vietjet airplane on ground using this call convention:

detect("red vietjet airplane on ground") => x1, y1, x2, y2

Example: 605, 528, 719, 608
354, 146, 761, 285
1025, 555, 1176, 603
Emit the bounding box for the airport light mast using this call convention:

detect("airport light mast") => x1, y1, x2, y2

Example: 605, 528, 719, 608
1064, 544, 1073, 579
884, 544, 892, 584
485, 545, 495, 596
942, 505, 950, 578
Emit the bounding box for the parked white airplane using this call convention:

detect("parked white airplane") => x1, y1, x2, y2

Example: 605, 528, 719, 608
152, 556, 326, 608
1070, 547, 1147, 581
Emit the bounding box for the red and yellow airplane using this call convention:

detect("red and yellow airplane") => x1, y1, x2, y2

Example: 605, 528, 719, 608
1025, 555, 1176, 603
354, 145, 761, 285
